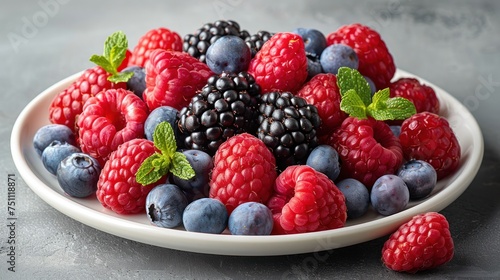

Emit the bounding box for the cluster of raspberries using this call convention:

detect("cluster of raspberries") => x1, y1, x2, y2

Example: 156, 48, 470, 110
47, 20, 460, 244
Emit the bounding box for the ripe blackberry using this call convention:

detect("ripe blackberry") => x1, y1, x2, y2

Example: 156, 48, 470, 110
257, 92, 321, 171
245, 30, 273, 57
178, 72, 261, 155
183, 20, 249, 63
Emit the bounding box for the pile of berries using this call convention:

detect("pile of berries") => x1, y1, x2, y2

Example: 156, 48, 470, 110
34, 20, 461, 273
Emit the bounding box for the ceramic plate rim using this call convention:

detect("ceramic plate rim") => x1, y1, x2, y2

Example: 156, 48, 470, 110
11, 69, 484, 256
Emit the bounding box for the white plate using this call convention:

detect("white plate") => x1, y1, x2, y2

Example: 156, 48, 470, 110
11, 69, 484, 256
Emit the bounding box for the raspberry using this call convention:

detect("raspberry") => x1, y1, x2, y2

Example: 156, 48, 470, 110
296, 73, 347, 142
128, 27, 183, 68
267, 165, 347, 234
326, 23, 395, 90
390, 78, 440, 114
327, 117, 403, 188
399, 112, 461, 179
49, 66, 127, 133
143, 49, 213, 111
248, 32, 308, 93
382, 212, 454, 273
97, 138, 164, 214
209, 133, 277, 214
77, 88, 149, 166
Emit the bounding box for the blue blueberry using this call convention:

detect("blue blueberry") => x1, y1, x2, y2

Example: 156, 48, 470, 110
146, 184, 188, 228
320, 44, 359, 75
292, 28, 327, 57
42, 140, 80, 175
390, 125, 401, 137
206, 35, 251, 75
306, 145, 341, 182
183, 198, 228, 234
56, 153, 101, 198
144, 106, 179, 142
33, 124, 76, 157
228, 202, 273, 235
171, 150, 213, 202
336, 178, 370, 219
370, 174, 409, 216
121, 66, 146, 98
397, 160, 437, 200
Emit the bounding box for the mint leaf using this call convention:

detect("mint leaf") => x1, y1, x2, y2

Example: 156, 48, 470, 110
108, 71, 134, 83
135, 154, 168, 185
367, 88, 416, 120
337, 67, 372, 106
171, 152, 196, 180
153, 122, 177, 155
340, 89, 367, 119
90, 31, 131, 83
384, 97, 416, 119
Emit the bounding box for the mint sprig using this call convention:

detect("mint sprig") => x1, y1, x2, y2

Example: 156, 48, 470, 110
136, 122, 195, 186
337, 67, 416, 120
89, 31, 133, 83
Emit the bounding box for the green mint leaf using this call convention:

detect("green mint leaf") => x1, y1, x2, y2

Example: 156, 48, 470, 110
367, 88, 416, 120
108, 71, 134, 83
368, 88, 390, 111
170, 152, 195, 180
135, 153, 169, 185
384, 97, 416, 120
153, 122, 177, 155
89, 55, 115, 74
337, 67, 372, 106
340, 89, 367, 119
90, 31, 130, 82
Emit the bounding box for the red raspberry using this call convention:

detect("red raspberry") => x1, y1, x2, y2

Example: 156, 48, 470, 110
248, 32, 308, 93
77, 88, 149, 166
382, 212, 454, 273
399, 112, 461, 179
143, 49, 213, 111
327, 117, 403, 188
49, 66, 127, 133
97, 138, 163, 214
267, 165, 347, 234
128, 27, 183, 68
390, 78, 440, 114
209, 133, 277, 214
296, 73, 347, 143
326, 23, 395, 90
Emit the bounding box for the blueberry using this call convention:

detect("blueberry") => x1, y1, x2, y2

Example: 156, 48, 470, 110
228, 202, 273, 235
205, 35, 251, 75
171, 150, 213, 202
146, 184, 188, 228
390, 125, 401, 137
397, 160, 437, 200
370, 174, 409, 216
306, 54, 323, 80
306, 145, 341, 181
42, 140, 80, 175
320, 44, 359, 75
292, 28, 327, 57
121, 65, 146, 98
144, 106, 179, 142
336, 178, 370, 219
33, 124, 76, 157
56, 153, 101, 198
182, 198, 228, 234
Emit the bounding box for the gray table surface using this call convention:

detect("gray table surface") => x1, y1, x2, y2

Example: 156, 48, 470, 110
1, 0, 499, 279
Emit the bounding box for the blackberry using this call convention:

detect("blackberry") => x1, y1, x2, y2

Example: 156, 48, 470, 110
183, 20, 249, 63
178, 72, 261, 155
245, 30, 273, 57
257, 92, 321, 171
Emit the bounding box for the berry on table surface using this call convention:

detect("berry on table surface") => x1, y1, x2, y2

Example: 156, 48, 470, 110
370, 174, 409, 216
320, 44, 359, 75
291, 28, 327, 57
143, 49, 214, 111
128, 27, 183, 68
42, 140, 81, 175
209, 133, 277, 214
57, 153, 101, 198
171, 149, 213, 202
33, 124, 76, 157
382, 212, 454, 273
228, 202, 273, 235
267, 165, 347, 234
399, 112, 461, 180
145, 184, 188, 228
182, 197, 228, 234
305, 144, 341, 182
397, 159, 437, 200
205, 35, 252, 75
336, 178, 370, 219
390, 77, 440, 115
77, 88, 149, 166
248, 32, 308, 93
